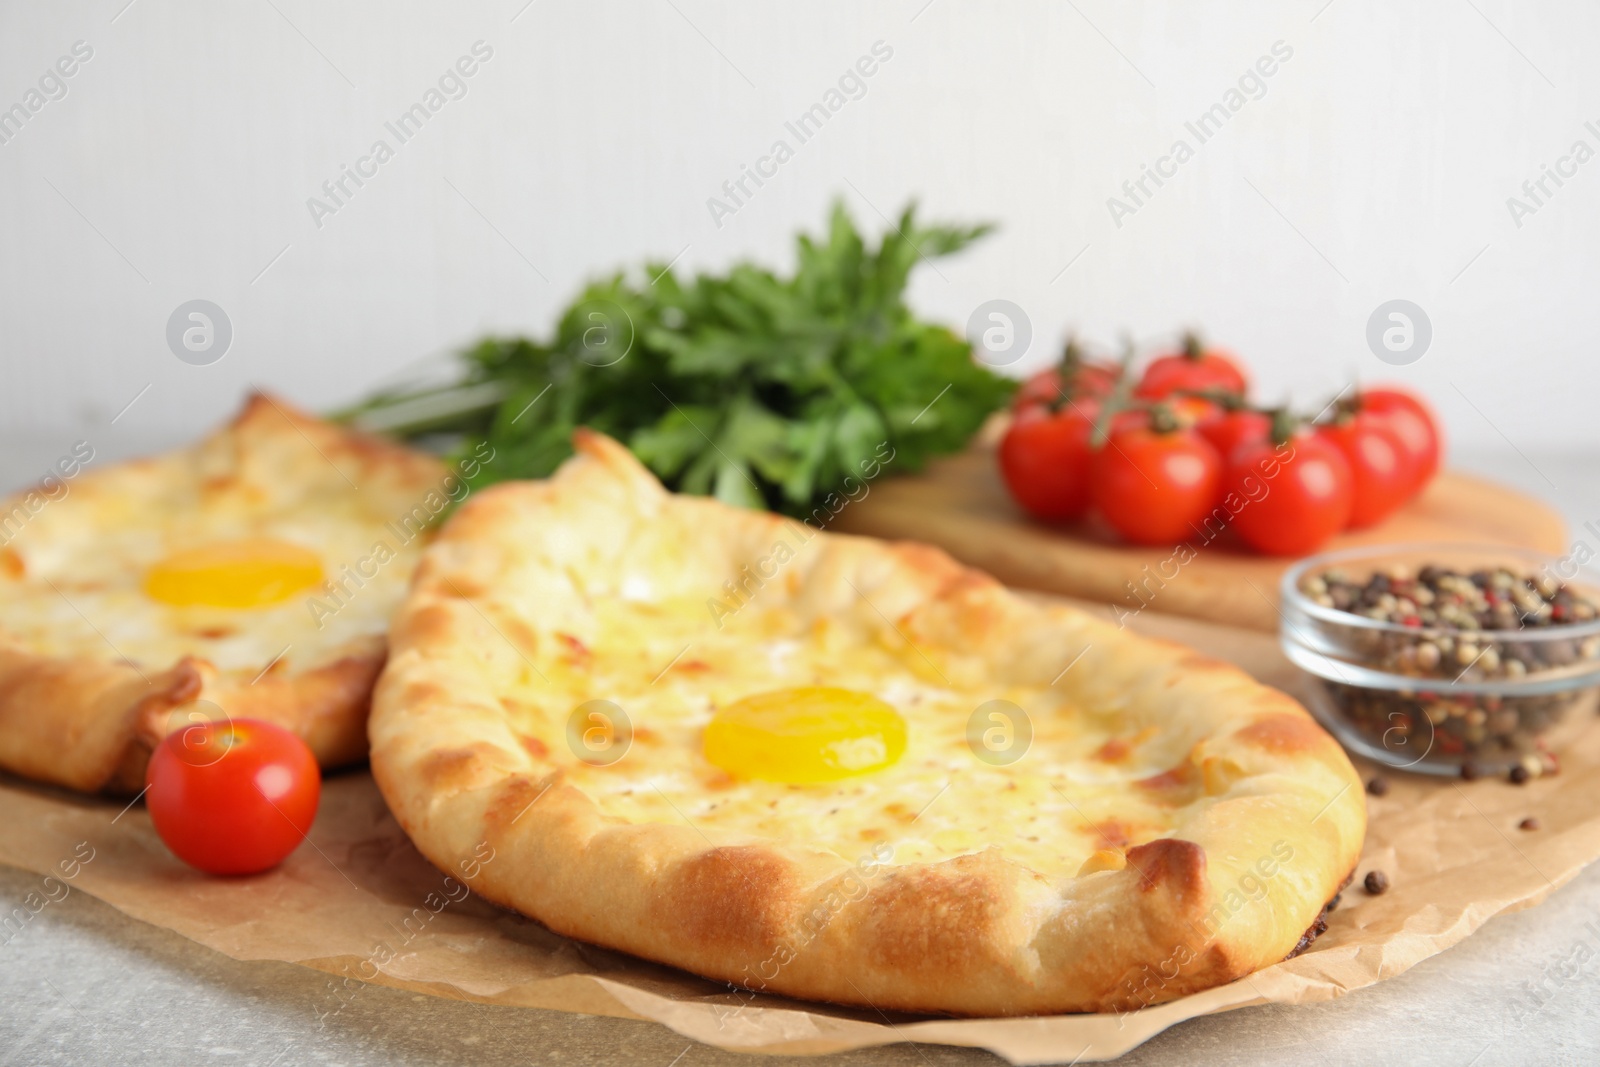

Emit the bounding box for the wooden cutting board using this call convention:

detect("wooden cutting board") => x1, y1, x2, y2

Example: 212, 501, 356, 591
831, 448, 1569, 632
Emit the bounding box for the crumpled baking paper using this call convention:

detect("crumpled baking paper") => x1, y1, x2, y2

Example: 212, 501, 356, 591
2, 604, 1595, 1064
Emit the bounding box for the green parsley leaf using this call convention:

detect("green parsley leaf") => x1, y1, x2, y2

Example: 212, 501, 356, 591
340, 200, 1015, 518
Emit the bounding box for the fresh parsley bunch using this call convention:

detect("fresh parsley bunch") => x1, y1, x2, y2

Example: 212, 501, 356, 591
345, 201, 1014, 517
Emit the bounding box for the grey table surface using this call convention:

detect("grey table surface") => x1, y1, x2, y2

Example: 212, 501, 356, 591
2, 427, 1599, 1067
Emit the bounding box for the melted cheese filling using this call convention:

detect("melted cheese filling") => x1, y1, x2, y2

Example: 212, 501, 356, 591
509, 599, 1208, 879
0, 484, 426, 673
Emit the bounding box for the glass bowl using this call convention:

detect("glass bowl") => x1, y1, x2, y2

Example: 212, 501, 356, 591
1279, 543, 1600, 777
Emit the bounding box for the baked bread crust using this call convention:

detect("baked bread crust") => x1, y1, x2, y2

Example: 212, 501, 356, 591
0, 393, 445, 793
370, 431, 1366, 1016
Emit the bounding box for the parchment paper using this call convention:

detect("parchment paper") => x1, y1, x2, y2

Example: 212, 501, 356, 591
2, 605, 1597, 1065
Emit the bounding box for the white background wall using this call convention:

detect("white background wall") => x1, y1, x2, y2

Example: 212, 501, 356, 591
1, 0, 1596, 453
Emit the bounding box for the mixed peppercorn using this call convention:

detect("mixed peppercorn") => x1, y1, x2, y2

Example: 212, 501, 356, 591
1301, 563, 1600, 779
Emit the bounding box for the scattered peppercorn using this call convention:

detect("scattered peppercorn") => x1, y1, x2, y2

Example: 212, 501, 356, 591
1509, 764, 1531, 785
1460, 762, 1481, 782
1364, 870, 1390, 895
1519, 817, 1541, 831
1366, 776, 1390, 797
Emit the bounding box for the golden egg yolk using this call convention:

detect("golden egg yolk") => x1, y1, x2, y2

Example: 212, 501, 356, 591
702, 686, 907, 784
144, 537, 324, 609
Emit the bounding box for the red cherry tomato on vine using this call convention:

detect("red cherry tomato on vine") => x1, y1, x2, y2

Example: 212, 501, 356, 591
1108, 406, 1154, 436
999, 402, 1098, 521
1071, 361, 1120, 399
1358, 386, 1442, 493
1013, 360, 1120, 410
1315, 415, 1416, 529
146, 718, 321, 875
1090, 420, 1222, 545
1166, 394, 1224, 431
1135, 335, 1249, 400
1199, 409, 1271, 464
1013, 368, 1063, 410
1226, 432, 1354, 556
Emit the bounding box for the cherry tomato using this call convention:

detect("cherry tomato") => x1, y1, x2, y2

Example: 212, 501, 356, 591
1359, 386, 1442, 493
1071, 361, 1120, 399
1013, 368, 1061, 410
1013, 359, 1120, 409
1135, 334, 1249, 400
1090, 420, 1222, 545
1104, 404, 1157, 435
1226, 432, 1353, 555
999, 401, 1098, 521
1199, 409, 1271, 463
146, 718, 321, 876
1167, 394, 1224, 431
1315, 414, 1416, 528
